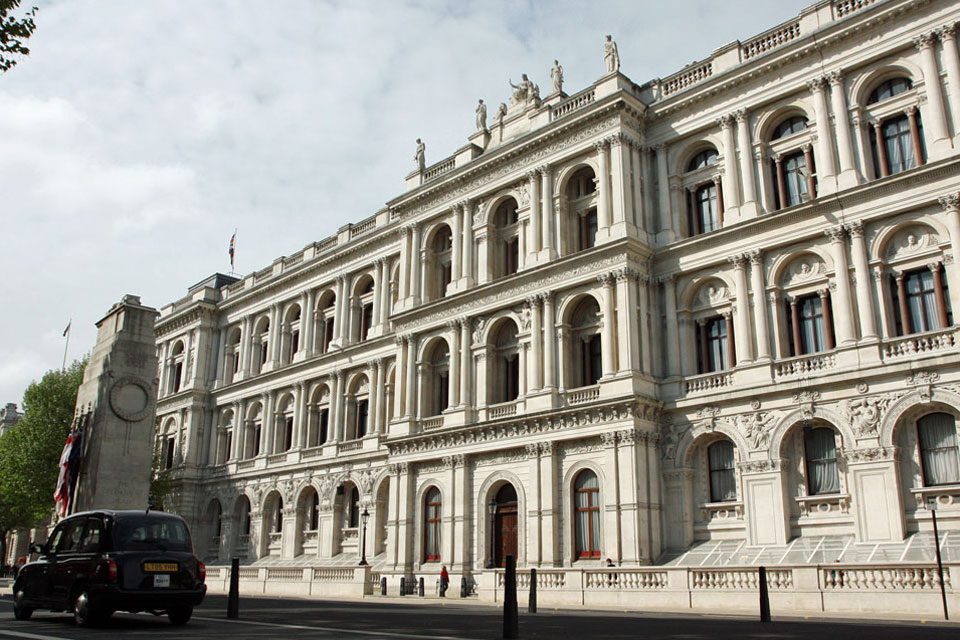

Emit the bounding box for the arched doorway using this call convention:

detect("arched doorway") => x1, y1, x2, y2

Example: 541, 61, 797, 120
493, 484, 518, 567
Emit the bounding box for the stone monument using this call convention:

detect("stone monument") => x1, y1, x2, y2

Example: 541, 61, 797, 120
70, 295, 159, 512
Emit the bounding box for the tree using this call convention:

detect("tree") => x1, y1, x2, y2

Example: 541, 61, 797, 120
1, 1, 38, 73
0, 359, 85, 566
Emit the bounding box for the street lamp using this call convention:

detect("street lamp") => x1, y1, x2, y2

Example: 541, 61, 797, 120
486, 498, 497, 569
358, 508, 370, 566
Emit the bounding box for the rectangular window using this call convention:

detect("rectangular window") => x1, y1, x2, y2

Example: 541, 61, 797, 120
505, 239, 519, 275
355, 400, 369, 438
698, 316, 728, 373
579, 210, 598, 251
291, 330, 300, 355
798, 295, 826, 354
708, 441, 737, 502
505, 356, 520, 401
883, 116, 916, 175
284, 416, 294, 451
319, 409, 329, 445
360, 304, 373, 341
438, 372, 449, 413
172, 362, 183, 393
918, 413, 960, 486
232, 352, 240, 378
253, 424, 262, 457
224, 431, 233, 462
164, 436, 175, 469
783, 152, 808, 207
323, 318, 335, 352
260, 341, 269, 368
804, 428, 840, 495
696, 183, 719, 233
906, 269, 939, 333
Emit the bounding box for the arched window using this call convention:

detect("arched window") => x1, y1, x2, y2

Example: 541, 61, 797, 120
567, 167, 598, 252
687, 148, 718, 171
254, 317, 270, 374
573, 470, 601, 559
781, 151, 809, 207
271, 497, 284, 533
708, 441, 737, 502
348, 487, 360, 528
494, 199, 520, 278
786, 293, 834, 355
426, 341, 450, 417
772, 116, 807, 140
309, 491, 320, 530
693, 182, 719, 234
307, 386, 330, 448
570, 298, 602, 387
696, 315, 731, 373
356, 278, 375, 342
868, 77, 913, 104
803, 427, 840, 495
423, 487, 442, 562
225, 328, 242, 383
237, 497, 251, 536
917, 413, 960, 486
890, 266, 952, 335
430, 227, 454, 301
169, 341, 185, 393
275, 395, 295, 453
492, 321, 520, 403
281, 306, 301, 364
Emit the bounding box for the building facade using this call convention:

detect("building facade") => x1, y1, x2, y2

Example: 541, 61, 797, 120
155, 0, 960, 607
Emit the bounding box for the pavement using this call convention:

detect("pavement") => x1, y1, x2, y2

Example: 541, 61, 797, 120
0, 592, 958, 639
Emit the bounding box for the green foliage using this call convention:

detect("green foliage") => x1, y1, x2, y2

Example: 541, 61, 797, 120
0, 1, 38, 73
0, 359, 86, 540
148, 442, 173, 511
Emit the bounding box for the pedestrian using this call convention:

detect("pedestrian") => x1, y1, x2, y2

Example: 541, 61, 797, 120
439, 565, 449, 597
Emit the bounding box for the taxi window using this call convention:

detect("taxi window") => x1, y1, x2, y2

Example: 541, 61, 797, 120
114, 517, 191, 552
56, 519, 86, 554
78, 517, 104, 553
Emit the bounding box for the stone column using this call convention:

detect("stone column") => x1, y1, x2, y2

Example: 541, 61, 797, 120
662, 275, 680, 378
303, 288, 317, 356
371, 359, 383, 434
463, 200, 476, 287
615, 268, 640, 373
449, 320, 461, 407
395, 463, 413, 572
598, 273, 617, 377
240, 316, 253, 377
527, 296, 543, 390
825, 225, 856, 344
656, 144, 676, 240
729, 254, 754, 363
261, 392, 274, 455
747, 250, 771, 361
629, 141, 645, 232
718, 114, 741, 214
409, 223, 422, 303
398, 226, 411, 302
734, 110, 758, 217
294, 382, 307, 448
474, 343, 489, 411
939, 25, 960, 144
460, 319, 472, 407
328, 372, 342, 443
640, 146, 655, 233
539, 443, 558, 566
600, 432, 622, 564
370, 260, 383, 337
540, 167, 556, 259
609, 134, 632, 232
872, 267, 892, 338
808, 76, 838, 193
381, 258, 393, 327
231, 400, 243, 460
332, 276, 347, 345
405, 336, 417, 419
827, 71, 860, 188
916, 32, 952, 158
596, 140, 611, 233
939, 193, 960, 298
542, 293, 557, 389
527, 171, 541, 261
452, 204, 463, 285
848, 221, 878, 340
525, 444, 543, 567
637, 275, 652, 374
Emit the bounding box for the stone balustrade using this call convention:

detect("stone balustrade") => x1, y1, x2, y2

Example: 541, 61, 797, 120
488, 401, 519, 419
701, 501, 744, 522
741, 21, 801, 60
552, 89, 596, 120
661, 62, 713, 97
821, 565, 950, 591
882, 327, 957, 361
339, 440, 363, 453
773, 352, 836, 379
421, 415, 444, 430
684, 371, 734, 394
584, 569, 668, 590
423, 157, 456, 182
565, 385, 600, 406
796, 493, 850, 517
834, 0, 875, 18
350, 216, 378, 239
910, 485, 960, 510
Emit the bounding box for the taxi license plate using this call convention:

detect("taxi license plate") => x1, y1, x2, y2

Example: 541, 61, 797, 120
143, 562, 178, 573
154, 574, 170, 588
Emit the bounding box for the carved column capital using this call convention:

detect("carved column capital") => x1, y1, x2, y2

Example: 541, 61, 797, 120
937, 22, 958, 41
727, 253, 748, 270
847, 220, 865, 238
716, 114, 735, 129
826, 70, 844, 86
914, 32, 936, 51
824, 225, 847, 243
938, 193, 960, 213
806, 76, 828, 92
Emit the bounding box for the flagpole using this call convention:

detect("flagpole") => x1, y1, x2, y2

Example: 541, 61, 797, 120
62, 320, 71, 372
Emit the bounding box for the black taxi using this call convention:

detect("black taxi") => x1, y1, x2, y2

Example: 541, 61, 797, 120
12, 509, 206, 626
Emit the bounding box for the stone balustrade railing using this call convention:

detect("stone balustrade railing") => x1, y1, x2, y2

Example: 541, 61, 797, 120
796, 493, 849, 517
773, 352, 836, 379
350, 216, 377, 238
423, 156, 456, 182
489, 401, 519, 419
684, 371, 733, 394
882, 327, 957, 361
584, 569, 668, 590
741, 21, 801, 60
552, 89, 596, 120
691, 568, 794, 590
421, 415, 444, 430
821, 565, 951, 591
566, 385, 600, 406
661, 62, 713, 97
910, 484, 960, 510
834, 0, 875, 18
339, 440, 363, 453
267, 567, 304, 581
701, 500, 744, 522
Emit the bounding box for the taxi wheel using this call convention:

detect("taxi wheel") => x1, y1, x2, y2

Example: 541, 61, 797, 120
73, 589, 102, 627
12, 587, 33, 621
168, 605, 193, 626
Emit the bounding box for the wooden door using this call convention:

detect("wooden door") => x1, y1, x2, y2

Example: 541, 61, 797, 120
495, 504, 518, 568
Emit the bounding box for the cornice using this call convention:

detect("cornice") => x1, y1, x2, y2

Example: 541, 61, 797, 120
386, 397, 661, 458
155, 303, 217, 337
646, 0, 934, 121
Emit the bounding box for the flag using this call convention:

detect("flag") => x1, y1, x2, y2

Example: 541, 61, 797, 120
62, 320, 71, 337
53, 431, 75, 516
229, 232, 236, 270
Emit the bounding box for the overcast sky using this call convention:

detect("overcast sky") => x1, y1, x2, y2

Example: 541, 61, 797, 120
0, 0, 811, 404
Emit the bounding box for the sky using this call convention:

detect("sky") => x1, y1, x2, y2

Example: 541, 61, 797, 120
0, 0, 812, 404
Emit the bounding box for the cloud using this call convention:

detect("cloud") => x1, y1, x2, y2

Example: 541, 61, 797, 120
0, 0, 811, 402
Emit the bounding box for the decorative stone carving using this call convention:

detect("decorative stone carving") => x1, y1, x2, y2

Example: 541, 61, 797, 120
516, 181, 530, 206
842, 395, 893, 438
845, 447, 896, 463
738, 459, 781, 474
603, 35, 620, 73
886, 226, 935, 260
792, 391, 821, 418
414, 138, 425, 171
551, 59, 563, 94
907, 370, 940, 402
475, 99, 487, 132
696, 283, 729, 307
735, 412, 777, 450
508, 74, 540, 108
783, 256, 824, 285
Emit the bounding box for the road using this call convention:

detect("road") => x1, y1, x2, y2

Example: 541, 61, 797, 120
1, 592, 957, 639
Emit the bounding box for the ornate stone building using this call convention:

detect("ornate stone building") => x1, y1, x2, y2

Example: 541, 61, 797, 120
155, 0, 960, 610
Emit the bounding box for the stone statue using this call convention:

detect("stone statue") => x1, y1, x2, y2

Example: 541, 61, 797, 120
551, 59, 564, 94
604, 35, 620, 74
509, 73, 539, 106
495, 102, 508, 127
414, 138, 425, 171
475, 99, 487, 131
